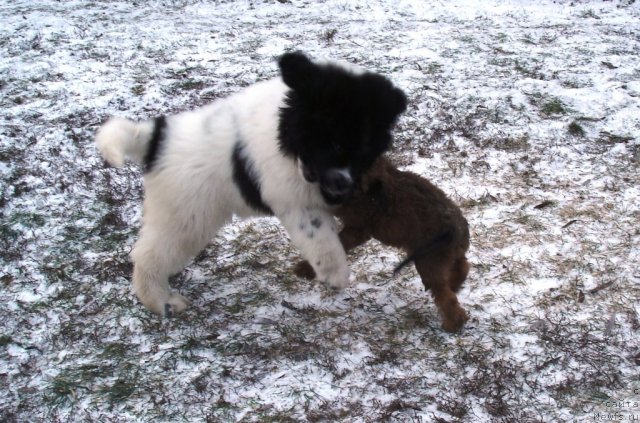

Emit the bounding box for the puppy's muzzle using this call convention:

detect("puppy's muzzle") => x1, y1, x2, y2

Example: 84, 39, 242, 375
321, 168, 354, 197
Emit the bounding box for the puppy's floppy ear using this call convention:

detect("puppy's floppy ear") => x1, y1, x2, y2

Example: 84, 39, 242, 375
279, 51, 316, 91
363, 73, 408, 124
388, 87, 408, 119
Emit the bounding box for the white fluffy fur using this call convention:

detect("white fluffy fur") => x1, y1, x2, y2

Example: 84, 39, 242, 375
96, 118, 154, 167
96, 78, 350, 316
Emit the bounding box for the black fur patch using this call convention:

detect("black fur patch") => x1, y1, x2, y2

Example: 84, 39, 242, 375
144, 115, 167, 173
232, 143, 273, 215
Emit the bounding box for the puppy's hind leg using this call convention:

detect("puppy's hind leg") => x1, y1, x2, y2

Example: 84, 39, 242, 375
132, 246, 189, 318
131, 200, 228, 317
415, 257, 468, 333
449, 255, 470, 293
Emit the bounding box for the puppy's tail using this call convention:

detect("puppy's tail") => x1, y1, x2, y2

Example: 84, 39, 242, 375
393, 227, 455, 276
95, 117, 157, 167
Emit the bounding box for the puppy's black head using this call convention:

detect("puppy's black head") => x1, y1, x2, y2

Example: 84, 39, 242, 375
278, 51, 407, 205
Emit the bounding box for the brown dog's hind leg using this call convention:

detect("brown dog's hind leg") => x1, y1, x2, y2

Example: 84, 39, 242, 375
415, 257, 468, 332
449, 255, 470, 293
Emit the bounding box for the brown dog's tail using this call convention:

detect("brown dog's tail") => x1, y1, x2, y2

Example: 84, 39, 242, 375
393, 227, 455, 276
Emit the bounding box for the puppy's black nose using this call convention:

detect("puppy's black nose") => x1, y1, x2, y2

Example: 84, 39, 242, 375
324, 168, 353, 195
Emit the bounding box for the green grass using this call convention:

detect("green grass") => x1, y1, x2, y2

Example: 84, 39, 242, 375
568, 121, 585, 136
541, 98, 568, 115
131, 84, 145, 96
427, 61, 444, 74
514, 59, 546, 80
0, 335, 12, 347
101, 377, 138, 403
580, 9, 600, 19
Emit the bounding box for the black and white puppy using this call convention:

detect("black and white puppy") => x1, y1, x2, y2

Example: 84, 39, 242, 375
96, 52, 406, 316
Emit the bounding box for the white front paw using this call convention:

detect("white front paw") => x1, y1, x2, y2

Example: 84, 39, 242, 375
316, 260, 350, 290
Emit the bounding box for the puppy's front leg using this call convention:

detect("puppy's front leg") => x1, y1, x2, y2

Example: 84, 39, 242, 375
294, 226, 372, 280
278, 208, 350, 289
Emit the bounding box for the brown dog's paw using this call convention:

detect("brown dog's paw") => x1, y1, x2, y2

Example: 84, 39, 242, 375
441, 306, 469, 333
294, 261, 316, 280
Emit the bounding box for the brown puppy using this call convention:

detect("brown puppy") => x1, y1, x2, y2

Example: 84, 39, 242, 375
295, 156, 470, 332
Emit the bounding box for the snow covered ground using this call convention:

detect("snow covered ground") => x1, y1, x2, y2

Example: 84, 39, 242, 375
1, 0, 639, 421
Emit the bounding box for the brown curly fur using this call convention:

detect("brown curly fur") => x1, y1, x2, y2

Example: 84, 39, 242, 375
294, 156, 470, 332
